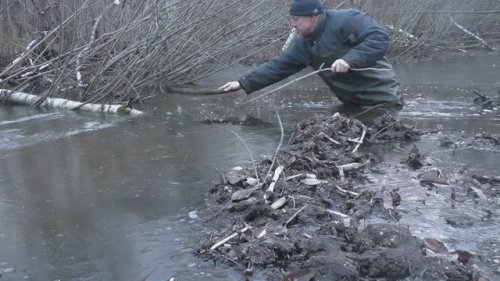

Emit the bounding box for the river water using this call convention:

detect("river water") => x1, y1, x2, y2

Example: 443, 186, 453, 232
0, 54, 499, 280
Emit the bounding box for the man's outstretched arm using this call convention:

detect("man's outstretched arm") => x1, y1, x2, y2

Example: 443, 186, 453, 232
219, 41, 310, 94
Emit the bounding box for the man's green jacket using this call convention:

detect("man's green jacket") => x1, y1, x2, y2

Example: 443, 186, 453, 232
238, 9, 402, 107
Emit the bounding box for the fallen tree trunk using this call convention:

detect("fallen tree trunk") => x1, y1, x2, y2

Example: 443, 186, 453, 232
0, 89, 143, 116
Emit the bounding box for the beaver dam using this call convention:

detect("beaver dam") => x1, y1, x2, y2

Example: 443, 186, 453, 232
194, 113, 498, 280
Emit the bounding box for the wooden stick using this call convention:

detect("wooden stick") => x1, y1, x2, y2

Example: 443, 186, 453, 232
210, 225, 252, 250
76, 2, 118, 87
227, 128, 259, 180
11, 39, 38, 66
166, 86, 226, 95
338, 167, 345, 182
325, 209, 350, 218
267, 165, 284, 192
450, 16, 497, 51
264, 111, 285, 184
369, 120, 397, 141
243, 67, 329, 105
347, 138, 363, 144
319, 132, 340, 145
285, 205, 307, 228
352, 126, 366, 153
337, 162, 365, 182
285, 174, 304, 181
335, 184, 359, 196
338, 162, 365, 171
270, 196, 286, 209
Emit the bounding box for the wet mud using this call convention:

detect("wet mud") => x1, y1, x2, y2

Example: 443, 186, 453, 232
195, 113, 498, 280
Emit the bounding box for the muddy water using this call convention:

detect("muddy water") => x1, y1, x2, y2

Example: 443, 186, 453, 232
0, 54, 499, 280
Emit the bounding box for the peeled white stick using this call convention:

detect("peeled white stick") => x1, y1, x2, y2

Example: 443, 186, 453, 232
210, 226, 252, 250
338, 162, 364, 171
267, 165, 284, 192
285, 205, 308, 228
271, 197, 287, 209
352, 126, 366, 153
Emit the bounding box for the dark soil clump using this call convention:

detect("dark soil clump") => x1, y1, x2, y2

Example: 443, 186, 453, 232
405, 145, 426, 170
196, 113, 476, 280
471, 90, 497, 110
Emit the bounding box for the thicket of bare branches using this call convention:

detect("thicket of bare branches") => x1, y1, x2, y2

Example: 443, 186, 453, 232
0, 0, 499, 104
0, 0, 289, 105
349, 0, 500, 58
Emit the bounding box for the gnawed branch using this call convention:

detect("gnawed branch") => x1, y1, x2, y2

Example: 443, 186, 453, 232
450, 16, 497, 51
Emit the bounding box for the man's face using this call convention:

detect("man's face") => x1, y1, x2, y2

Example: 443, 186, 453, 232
291, 15, 317, 36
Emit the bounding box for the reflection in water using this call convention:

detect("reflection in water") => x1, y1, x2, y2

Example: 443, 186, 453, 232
0, 54, 499, 280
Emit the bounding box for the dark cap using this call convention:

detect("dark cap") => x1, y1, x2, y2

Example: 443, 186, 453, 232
289, 0, 323, 16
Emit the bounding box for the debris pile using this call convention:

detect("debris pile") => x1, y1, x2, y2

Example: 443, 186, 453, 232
197, 113, 476, 280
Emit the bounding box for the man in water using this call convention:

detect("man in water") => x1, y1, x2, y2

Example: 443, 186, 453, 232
219, 0, 403, 108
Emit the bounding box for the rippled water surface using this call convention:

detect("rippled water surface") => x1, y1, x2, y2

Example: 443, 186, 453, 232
0, 54, 499, 280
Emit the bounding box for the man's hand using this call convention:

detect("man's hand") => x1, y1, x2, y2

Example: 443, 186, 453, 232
331, 59, 350, 73
218, 81, 241, 92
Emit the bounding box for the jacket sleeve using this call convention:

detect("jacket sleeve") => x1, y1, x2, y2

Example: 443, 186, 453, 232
341, 11, 389, 68
238, 40, 309, 95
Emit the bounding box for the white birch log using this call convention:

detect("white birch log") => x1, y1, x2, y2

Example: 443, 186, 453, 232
0, 89, 143, 116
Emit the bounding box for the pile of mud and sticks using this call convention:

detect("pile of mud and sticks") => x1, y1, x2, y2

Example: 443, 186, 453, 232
195, 113, 498, 281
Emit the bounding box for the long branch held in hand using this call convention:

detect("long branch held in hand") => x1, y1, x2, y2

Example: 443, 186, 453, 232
166, 86, 226, 95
